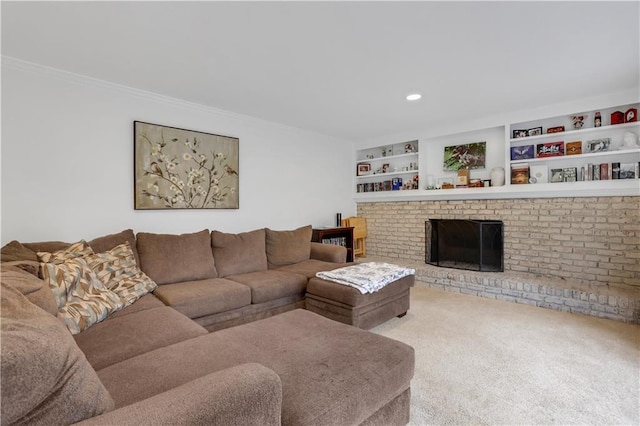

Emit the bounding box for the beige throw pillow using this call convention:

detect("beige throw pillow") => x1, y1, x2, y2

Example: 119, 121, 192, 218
39, 243, 124, 335
85, 242, 157, 307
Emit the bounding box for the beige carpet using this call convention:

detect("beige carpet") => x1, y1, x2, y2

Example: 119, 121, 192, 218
371, 285, 640, 425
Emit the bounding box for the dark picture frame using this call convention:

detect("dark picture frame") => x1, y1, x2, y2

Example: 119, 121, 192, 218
357, 163, 371, 176
512, 129, 528, 139
527, 127, 543, 136
134, 121, 239, 210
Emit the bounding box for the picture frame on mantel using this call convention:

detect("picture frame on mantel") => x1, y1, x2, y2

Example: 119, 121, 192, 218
134, 121, 239, 210
443, 141, 486, 171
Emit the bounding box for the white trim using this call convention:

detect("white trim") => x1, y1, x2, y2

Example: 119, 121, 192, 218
354, 180, 640, 202
1, 55, 350, 143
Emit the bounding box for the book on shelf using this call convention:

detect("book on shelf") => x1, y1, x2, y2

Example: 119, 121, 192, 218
599, 163, 609, 181
529, 165, 548, 184
536, 141, 564, 158
511, 163, 529, 184
611, 162, 620, 179
550, 168, 564, 183
510, 145, 534, 160
619, 163, 638, 179
321, 237, 347, 247
565, 141, 582, 155
563, 167, 577, 182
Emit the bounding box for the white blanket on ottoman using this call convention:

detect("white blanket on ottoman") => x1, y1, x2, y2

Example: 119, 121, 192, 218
316, 262, 415, 294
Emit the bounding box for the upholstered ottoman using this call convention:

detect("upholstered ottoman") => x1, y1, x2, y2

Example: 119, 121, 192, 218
306, 274, 414, 329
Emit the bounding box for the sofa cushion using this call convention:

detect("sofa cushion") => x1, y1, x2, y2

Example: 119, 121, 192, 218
75, 306, 208, 371
89, 229, 140, 267
226, 270, 307, 304
1, 281, 114, 425
0, 264, 58, 316
96, 309, 414, 425
23, 240, 71, 255
136, 229, 217, 284
1, 240, 38, 262
153, 278, 251, 319
265, 225, 312, 267
85, 242, 157, 308
107, 293, 165, 320
211, 228, 267, 277
275, 259, 348, 279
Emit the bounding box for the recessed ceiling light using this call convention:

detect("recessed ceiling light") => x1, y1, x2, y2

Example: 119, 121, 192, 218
406, 93, 422, 101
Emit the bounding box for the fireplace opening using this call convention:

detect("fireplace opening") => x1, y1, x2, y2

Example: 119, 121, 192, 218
426, 219, 503, 272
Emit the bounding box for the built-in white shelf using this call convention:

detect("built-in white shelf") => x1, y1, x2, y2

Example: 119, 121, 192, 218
509, 121, 639, 144
355, 179, 640, 202
510, 148, 640, 164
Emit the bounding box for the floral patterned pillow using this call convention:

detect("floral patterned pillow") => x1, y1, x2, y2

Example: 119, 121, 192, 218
38, 240, 93, 265
39, 256, 123, 335
84, 242, 157, 307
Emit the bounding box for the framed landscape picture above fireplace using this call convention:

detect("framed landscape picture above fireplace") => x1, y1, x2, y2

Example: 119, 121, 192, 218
134, 121, 239, 210
443, 141, 486, 171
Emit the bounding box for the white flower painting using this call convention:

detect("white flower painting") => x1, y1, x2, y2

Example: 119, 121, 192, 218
134, 121, 239, 209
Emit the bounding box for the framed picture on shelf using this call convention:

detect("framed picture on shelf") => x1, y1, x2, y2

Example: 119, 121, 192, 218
357, 163, 371, 176
382, 163, 390, 173
512, 129, 528, 139
443, 141, 486, 171
586, 138, 611, 153
527, 127, 543, 136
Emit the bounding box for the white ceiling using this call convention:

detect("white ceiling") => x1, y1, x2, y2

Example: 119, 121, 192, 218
2, 1, 639, 142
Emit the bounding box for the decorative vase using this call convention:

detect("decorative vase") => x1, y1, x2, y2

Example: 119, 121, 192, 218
490, 167, 505, 186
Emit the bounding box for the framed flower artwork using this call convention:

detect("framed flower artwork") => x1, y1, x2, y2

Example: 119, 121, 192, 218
134, 121, 239, 209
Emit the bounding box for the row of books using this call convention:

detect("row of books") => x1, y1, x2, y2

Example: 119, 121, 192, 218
356, 177, 418, 192
511, 162, 639, 184
321, 237, 347, 247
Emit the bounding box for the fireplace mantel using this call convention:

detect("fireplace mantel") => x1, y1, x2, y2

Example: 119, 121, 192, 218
354, 180, 639, 202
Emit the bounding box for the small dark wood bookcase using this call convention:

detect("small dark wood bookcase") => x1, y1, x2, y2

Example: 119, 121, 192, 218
312, 227, 354, 262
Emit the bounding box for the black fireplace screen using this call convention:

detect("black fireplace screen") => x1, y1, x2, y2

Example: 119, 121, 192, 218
426, 219, 503, 272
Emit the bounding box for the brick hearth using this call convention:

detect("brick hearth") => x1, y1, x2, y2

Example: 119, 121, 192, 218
357, 196, 640, 323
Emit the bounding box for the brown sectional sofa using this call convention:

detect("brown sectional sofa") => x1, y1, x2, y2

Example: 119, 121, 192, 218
1, 225, 415, 425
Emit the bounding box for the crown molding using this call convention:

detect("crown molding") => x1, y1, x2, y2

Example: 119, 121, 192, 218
1, 55, 351, 143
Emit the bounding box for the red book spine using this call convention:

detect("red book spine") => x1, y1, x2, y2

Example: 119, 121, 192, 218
600, 163, 609, 180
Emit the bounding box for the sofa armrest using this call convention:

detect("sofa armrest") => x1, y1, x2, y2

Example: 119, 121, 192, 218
310, 242, 347, 263
76, 363, 281, 426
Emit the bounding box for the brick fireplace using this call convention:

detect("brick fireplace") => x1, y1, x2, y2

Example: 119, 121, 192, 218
357, 196, 640, 323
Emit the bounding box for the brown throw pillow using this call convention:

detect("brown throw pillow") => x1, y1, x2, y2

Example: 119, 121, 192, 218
265, 225, 312, 267
1, 240, 38, 262
136, 229, 217, 285
0, 265, 58, 316
1, 282, 114, 425
211, 229, 268, 277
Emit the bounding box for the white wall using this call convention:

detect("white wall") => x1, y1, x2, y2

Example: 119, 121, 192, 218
1, 59, 356, 244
